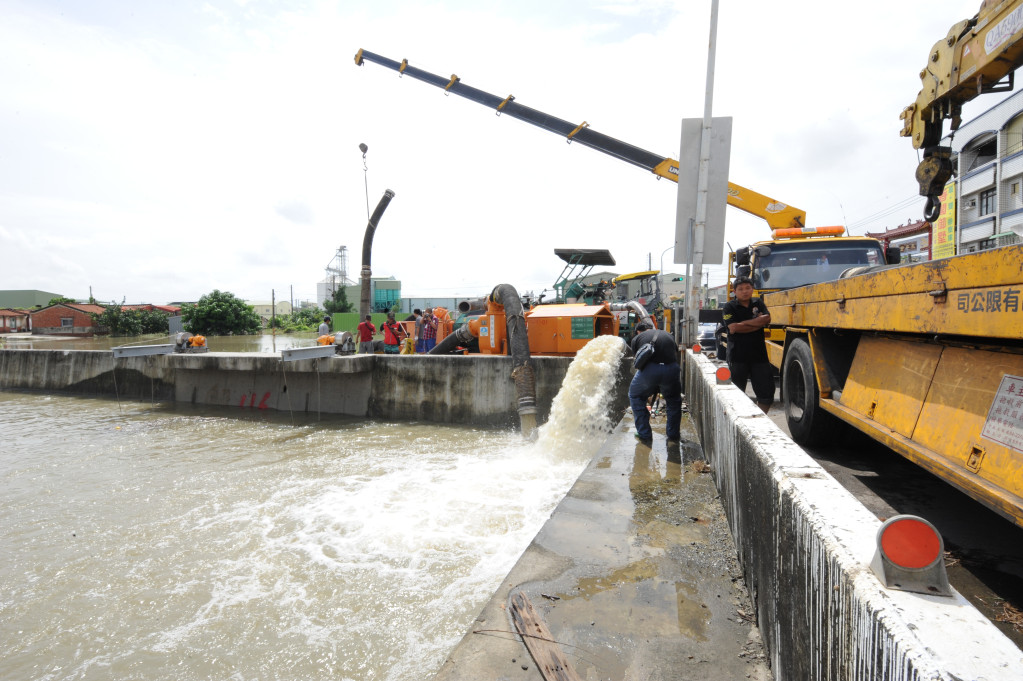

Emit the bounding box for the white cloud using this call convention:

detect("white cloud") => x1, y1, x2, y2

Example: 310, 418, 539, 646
0, 0, 1000, 303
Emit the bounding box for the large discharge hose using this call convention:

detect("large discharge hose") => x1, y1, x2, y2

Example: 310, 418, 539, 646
490, 284, 537, 436
429, 284, 537, 437
359, 189, 396, 320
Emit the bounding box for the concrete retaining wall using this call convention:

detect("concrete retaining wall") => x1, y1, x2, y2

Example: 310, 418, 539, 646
685, 351, 1022, 680
0, 349, 581, 428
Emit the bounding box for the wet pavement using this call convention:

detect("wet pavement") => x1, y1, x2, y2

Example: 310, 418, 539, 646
432, 411, 772, 681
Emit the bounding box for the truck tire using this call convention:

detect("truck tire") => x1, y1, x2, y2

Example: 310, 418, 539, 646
782, 338, 834, 446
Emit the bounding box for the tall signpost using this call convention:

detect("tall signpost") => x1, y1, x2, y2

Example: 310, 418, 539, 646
675, 0, 730, 348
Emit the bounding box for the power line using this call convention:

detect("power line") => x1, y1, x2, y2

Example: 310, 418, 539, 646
846, 194, 924, 234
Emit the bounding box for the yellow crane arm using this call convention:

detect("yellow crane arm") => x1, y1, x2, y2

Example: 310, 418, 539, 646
901, 0, 1023, 219
356, 48, 806, 233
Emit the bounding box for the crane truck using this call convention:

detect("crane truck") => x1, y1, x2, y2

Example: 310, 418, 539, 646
765, 0, 1023, 528
354, 50, 897, 311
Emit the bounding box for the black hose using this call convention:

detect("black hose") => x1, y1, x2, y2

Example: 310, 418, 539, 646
359, 189, 396, 319
490, 284, 536, 420
429, 324, 474, 355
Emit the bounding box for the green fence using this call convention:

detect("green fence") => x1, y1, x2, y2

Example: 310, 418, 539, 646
330, 312, 392, 337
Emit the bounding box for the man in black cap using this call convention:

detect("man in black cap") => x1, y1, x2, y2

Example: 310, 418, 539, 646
628, 322, 682, 446
722, 275, 773, 412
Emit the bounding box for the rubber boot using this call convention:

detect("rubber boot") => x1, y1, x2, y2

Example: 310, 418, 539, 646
757, 401, 771, 413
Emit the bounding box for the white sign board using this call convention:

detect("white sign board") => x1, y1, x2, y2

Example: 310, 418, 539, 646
674, 116, 732, 265
981, 374, 1023, 453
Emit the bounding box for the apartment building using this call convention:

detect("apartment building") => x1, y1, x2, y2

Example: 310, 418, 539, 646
949, 88, 1023, 254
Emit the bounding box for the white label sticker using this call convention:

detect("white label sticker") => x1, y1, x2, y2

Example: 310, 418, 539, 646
985, 6, 1023, 54
981, 373, 1023, 453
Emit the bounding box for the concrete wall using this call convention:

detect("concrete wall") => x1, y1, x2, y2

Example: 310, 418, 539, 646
684, 351, 1022, 680
0, 349, 583, 428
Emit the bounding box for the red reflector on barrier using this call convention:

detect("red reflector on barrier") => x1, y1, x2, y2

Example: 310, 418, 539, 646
870, 514, 951, 596
879, 517, 941, 569
692, 343, 702, 354
715, 366, 731, 385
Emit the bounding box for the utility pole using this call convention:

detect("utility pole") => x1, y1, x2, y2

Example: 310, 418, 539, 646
686, 0, 720, 348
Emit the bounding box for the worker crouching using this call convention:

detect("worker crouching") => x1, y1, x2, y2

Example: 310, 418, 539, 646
628, 322, 682, 446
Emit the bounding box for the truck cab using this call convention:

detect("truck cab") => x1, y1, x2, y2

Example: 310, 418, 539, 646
734, 236, 895, 294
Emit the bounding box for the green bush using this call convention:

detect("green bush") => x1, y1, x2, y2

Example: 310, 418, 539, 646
91, 306, 170, 336
181, 290, 262, 336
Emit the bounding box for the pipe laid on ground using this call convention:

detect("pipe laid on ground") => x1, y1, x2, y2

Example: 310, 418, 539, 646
430, 324, 474, 356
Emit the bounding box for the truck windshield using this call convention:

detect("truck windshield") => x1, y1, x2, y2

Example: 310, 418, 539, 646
753, 240, 884, 290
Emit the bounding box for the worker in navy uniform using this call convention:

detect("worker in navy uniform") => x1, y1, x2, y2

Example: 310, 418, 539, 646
628, 322, 682, 446
721, 275, 774, 412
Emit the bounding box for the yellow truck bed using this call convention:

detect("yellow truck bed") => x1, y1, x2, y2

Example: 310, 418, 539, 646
764, 244, 1023, 340
763, 244, 1023, 527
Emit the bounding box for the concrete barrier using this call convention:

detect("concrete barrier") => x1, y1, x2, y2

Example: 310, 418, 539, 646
684, 351, 1022, 680
0, 349, 586, 428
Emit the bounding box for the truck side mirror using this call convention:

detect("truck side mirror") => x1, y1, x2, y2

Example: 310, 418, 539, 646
737, 265, 751, 277
886, 246, 902, 265
735, 246, 751, 266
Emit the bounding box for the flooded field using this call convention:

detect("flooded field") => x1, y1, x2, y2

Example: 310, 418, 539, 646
0, 331, 320, 353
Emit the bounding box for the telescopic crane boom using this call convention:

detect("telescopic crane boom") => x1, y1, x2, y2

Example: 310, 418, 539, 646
901, 0, 1023, 221
355, 49, 807, 234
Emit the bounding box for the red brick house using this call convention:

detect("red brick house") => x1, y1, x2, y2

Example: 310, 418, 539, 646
0, 308, 32, 332
29, 303, 182, 336
30, 303, 107, 336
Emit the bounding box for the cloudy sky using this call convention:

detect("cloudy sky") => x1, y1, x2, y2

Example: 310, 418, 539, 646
0, 0, 997, 305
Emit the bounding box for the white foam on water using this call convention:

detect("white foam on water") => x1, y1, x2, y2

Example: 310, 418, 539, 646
0, 338, 628, 681
536, 334, 628, 450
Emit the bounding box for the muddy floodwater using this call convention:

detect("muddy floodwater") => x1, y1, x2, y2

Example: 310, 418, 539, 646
0, 336, 627, 681
1, 331, 320, 353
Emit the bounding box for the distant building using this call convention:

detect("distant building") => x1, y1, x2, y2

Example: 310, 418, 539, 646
948, 88, 1023, 254
30, 303, 107, 336
0, 290, 65, 309
247, 300, 292, 324
323, 277, 403, 313
866, 219, 932, 263
0, 308, 32, 332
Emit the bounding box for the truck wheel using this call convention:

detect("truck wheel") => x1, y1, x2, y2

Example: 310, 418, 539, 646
782, 338, 833, 446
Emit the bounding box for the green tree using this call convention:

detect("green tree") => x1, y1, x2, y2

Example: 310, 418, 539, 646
273, 306, 325, 332
47, 296, 76, 306
91, 306, 170, 336
181, 290, 262, 335
323, 286, 354, 314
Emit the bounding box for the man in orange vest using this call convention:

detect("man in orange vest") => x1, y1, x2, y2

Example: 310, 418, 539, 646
382, 313, 407, 354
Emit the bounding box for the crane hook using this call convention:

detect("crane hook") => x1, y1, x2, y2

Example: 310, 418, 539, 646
923, 195, 941, 223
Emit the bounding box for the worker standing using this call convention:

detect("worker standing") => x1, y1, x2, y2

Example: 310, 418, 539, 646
318, 316, 330, 336
356, 314, 377, 354
382, 313, 407, 354
722, 276, 774, 413
420, 308, 438, 353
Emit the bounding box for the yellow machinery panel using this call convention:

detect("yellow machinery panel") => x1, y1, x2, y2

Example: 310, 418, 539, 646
840, 337, 942, 438
913, 346, 1023, 503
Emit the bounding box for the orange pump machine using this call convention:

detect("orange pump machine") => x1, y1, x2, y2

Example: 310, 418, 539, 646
463, 300, 619, 356
524, 304, 619, 356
